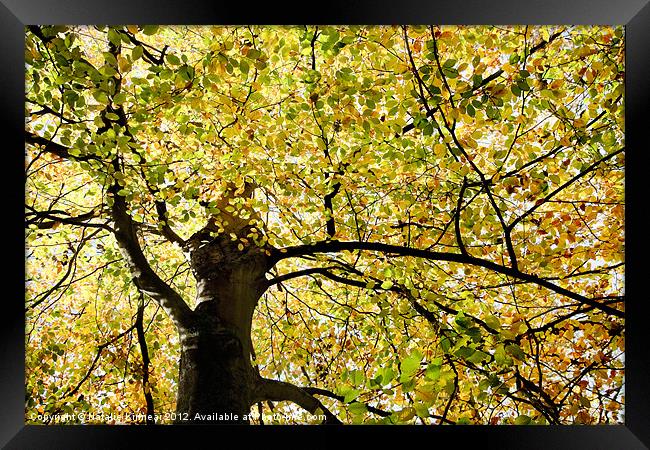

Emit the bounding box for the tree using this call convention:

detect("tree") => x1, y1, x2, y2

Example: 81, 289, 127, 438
25, 25, 625, 425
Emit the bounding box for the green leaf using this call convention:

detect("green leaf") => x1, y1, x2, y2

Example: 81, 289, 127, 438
378, 367, 395, 385
486, 106, 500, 120
348, 402, 368, 416
487, 374, 501, 388
239, 60, 250, 74
495, 344, 508, 366
107, 29, 121, 47
399, 407, 416, 421
381, 280, 393, 290
349, 369, 365, 386
246, 48, 261, 60
442, 67, 459, 78
400, 351, 422, 381
454, 346, 475, 360
484, 314, 501, 330
514, 414, 532, 425
166, 54, 181, 65
142, 25, 159, 36
103, 52, 118, 67
425, 363, 441, 381
178, 65, 194, 82
113, 92, 127, 105
467, 350, 489, 364
343, 389, 360, 403
505, 344, 526, 361
455, 312, 471, 329
517, 79, 531, 91
132, 45, 144, 61
414, 402, 430, 418
101, 65, 117, 77
92, 90, 109, 104
440, 336, 452, 353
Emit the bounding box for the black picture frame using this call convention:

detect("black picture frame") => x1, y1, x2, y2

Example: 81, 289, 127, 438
4, 1, 649, 448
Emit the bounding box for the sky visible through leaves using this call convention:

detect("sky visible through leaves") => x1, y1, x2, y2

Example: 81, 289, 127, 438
25, 25, 624, 425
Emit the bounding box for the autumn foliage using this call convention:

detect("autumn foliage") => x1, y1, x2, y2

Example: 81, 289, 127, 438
26, 25, 624, 424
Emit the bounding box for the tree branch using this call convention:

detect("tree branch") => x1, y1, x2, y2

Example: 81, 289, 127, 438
253, 377, 342, 424
25, 205, 112, 232
266, 267, 338, 287
270, 240, 623, 318
26, 36, 195, 330
400, 28, 565, 136
29, 129, 195, 330
26, 132, 98, 162
107, 138, 193, 331
508, 147, 624, 231
60, 322, 137, 399
302, 386, 392, 418
135, 293, 156, 424
118, 29, 168, 65
454, 177, 469, 256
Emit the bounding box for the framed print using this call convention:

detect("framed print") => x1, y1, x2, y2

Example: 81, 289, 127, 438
4, 0, 650, 448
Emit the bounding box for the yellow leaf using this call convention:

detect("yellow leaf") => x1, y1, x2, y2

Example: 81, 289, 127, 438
118, 56, 131, 73
399, 407, 416, 421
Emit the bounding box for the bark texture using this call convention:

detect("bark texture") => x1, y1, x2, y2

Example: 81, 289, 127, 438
175, 228, 270, 423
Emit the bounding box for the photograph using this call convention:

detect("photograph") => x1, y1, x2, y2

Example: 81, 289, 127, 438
24, 24, 626, 427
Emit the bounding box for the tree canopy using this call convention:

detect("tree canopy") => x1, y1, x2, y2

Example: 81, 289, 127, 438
25, 25, 624, 425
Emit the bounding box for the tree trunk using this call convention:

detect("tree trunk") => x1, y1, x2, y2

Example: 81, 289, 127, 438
174, 228, 269, 423
175, 321, 255, 423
